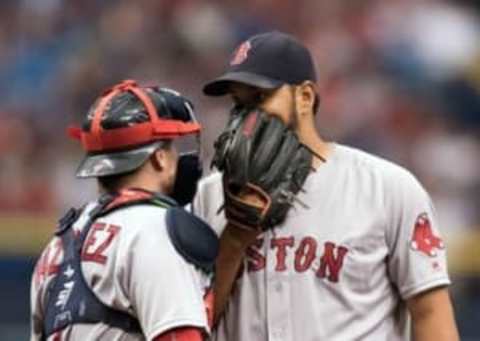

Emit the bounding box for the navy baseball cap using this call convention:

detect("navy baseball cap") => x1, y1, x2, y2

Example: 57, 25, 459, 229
203, 31, 317, 96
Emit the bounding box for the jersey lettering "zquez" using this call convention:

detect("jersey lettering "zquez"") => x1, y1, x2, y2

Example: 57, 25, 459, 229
34, 223, 120, 287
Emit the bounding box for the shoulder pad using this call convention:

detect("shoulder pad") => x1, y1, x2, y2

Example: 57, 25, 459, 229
166, 207, 218, 273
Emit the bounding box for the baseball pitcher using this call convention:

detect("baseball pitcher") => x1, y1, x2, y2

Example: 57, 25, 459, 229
194, 32, 459, 341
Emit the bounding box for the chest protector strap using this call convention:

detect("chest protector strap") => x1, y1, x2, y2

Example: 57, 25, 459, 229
42, 193, 145, 339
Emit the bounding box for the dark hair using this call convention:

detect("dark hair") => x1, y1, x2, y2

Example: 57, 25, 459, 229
97, 170, 136, 193
313, 93, 320, 115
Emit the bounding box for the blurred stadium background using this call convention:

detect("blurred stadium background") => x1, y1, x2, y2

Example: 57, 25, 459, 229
0, 0, 479, 339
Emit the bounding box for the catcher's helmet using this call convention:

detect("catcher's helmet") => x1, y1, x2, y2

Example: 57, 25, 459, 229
68, 79, 201, 178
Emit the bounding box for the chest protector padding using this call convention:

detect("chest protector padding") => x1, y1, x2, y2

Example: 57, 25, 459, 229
42, 189, 217, 339
42, 198, 143, 339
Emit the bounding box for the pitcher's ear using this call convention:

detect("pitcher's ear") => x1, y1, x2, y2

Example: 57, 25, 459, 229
295, 81, 317, 115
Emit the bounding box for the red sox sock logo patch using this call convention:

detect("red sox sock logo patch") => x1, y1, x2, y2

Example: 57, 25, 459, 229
410, 212, 444, 257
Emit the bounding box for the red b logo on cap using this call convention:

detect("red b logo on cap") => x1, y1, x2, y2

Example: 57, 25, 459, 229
230, 41, 251, 66
410, 213, 444, 257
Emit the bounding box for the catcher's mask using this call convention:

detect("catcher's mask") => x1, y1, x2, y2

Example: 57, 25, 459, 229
68, 79, 203, 205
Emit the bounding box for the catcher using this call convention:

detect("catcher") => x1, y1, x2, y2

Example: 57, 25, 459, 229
194, 31, 459, 340
30, 80, 217, 341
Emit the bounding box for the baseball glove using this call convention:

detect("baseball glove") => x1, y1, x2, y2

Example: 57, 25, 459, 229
212, 107, 313, 231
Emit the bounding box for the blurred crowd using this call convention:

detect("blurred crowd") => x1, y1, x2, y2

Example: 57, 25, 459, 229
0, 0, 479, 235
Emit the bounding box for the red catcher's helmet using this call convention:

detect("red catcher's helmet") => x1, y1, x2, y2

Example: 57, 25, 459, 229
68, 79, 201, 178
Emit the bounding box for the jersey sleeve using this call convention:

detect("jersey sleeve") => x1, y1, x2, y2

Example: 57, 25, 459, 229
30, 260, 43, 341
123, 215, 209, 340
192, 177, 208, 219
191, 172, 226, 236
153, 326, 204, 341
385, 169, 451, 300
30, 238, 60, 341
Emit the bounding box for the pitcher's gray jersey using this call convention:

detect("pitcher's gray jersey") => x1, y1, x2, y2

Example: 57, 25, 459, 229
31, 202, 210, 341
194, 144, 450, 341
